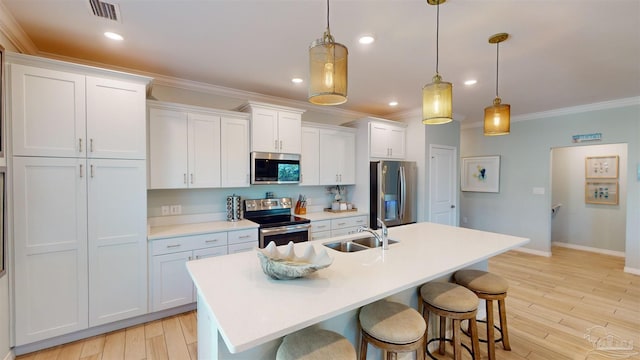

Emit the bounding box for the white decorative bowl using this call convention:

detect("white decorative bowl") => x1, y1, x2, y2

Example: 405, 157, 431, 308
257, 242, 333, 280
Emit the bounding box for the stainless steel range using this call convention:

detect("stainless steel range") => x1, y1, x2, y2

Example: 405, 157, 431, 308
243, 198, 311, 248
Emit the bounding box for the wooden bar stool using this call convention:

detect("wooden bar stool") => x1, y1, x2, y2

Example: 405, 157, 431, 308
359, 300, 426, 360
454, 269, 511, 360
419, 282, 481, 360
276, 327, 357, 360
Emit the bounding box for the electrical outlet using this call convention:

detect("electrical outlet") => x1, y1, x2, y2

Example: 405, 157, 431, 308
170, 205, 182, 215
161, 206, 170, 216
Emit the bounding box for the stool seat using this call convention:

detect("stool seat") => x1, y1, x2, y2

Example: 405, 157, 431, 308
359, 300, 426, 344
454, 269, 508, 294
276, 327, 356, 360
420, 282, 478, 313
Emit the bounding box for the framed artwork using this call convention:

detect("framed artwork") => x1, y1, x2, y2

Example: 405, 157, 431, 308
585, 155, 618, 179
461, 156, 500, 193
585, 181, 618, 205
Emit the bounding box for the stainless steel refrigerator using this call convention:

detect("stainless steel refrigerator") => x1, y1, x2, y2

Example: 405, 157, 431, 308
370, 161, 417, 229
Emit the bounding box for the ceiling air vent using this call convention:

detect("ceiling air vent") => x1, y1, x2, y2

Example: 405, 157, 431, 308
89, 0, 121, 22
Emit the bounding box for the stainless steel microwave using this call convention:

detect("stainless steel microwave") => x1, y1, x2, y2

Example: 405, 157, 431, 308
251, 152, 301, 185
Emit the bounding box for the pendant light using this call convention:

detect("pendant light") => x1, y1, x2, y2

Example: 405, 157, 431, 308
308, 0, 348, 105
423, 0, 452, 125
484, 33, 510, 136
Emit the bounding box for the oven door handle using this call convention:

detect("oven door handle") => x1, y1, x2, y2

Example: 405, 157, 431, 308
260, 223, 311, 235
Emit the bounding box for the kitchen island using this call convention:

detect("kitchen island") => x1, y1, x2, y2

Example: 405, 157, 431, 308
186, 222, 529, 359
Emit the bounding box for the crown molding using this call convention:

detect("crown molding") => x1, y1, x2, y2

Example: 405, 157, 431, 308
0, 0, 38, 53
461, 96, 640, 130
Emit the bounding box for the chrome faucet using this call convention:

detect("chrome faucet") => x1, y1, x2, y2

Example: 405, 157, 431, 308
357, 218, 389, 250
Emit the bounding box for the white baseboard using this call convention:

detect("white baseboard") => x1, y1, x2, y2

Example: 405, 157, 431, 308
2, 350, 15, 360
552, 242, 625, 257
624, 266, 640, 275
512, 246, 552, 257
14, 304, 196, 356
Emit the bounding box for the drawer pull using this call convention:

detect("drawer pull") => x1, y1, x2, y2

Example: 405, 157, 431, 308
205, 239, 218, 244
356, 220, 365, 223
239, 235, 251, 239
166, 244, 181, 248
337, 222, 346, 226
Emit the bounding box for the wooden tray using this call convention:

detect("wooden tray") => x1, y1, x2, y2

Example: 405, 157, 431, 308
323, 208, 358, 213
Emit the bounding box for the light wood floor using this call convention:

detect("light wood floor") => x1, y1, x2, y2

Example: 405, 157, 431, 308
17, 246, 640, 360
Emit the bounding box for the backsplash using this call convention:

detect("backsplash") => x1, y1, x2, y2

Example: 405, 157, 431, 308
147, 184, 355, 219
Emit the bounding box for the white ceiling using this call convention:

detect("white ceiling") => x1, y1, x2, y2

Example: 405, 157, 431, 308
3, 0, 640, 122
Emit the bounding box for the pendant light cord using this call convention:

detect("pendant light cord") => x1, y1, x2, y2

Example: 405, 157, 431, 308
435, 1, 440, 74
495, 42, 500, 98
326, 0, 330, 34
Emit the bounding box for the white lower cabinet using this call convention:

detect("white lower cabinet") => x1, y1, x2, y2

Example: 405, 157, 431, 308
310, 216, 368, 240
227, 229, 259, 254
12, 156, 147, 345
150, 233, 228, 312
150, 229, 257, 311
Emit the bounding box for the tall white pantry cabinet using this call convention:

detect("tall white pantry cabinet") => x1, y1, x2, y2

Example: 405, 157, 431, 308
7, 53, 152, 346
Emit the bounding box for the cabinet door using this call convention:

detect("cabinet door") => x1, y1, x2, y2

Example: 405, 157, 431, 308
277, 111, 302, 154
148, 108, 189, 189
13, 157, 88, 345
387, 126, 406, 159
369, 122, 390, 158
319, 130, 355, 185
188, 113, 221, 188
88, 159, 147, 326
86, 77, 146, 159
250, 107, 279, 152
151, 251, 194, 312
300, 127, 320, 185
221, 117, 250, 187
10, 64, 86, 158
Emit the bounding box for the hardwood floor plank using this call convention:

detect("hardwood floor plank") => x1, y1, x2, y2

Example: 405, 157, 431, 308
55, 341, 83, 360
145, 335, 168, 360
33, 346, 61, 360
144, 320, 164, 339
124, 324, 146, 360
101, 330, 125, 360
79, 336, 106, 358
178, 311, 197, 345
161, 316, 191, 360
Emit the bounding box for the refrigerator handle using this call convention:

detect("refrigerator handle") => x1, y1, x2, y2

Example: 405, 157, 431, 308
399, 166, 406, 221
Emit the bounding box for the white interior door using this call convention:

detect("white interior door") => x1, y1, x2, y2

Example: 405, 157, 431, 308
429, 145, 457, 226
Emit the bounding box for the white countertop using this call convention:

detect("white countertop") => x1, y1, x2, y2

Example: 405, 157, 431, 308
148, 219, 258, 240
186, 222, 529, 354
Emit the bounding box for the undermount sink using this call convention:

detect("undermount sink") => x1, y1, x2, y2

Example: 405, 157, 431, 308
351, 236, 399, 248
323, 236, 399, 253
324, 241, 368, 253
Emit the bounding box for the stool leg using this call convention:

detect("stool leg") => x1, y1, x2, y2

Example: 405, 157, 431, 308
423, 306, 430, 355
486, 299, 496, 360
438, 316, 446, 355
498, 298, 511, 351
452, 319, 461, 360
359, 331, 367, 360
469, 317, 481, 360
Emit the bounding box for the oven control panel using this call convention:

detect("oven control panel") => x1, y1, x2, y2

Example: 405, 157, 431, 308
244, 198, 292, 212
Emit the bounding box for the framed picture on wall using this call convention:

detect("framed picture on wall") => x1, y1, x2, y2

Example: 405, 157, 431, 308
585, 181, 618, 205
585, 155, 618, 179
461, 156, 501, 193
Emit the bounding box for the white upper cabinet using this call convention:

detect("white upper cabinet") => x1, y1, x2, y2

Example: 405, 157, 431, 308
147, 101, 249, 189
369, 121, 406, 159
221, 116, 250, 187
300, 126, 320, 186
319, 128, 356, 185
240, 101, 305, 154
10, 62, 147, 159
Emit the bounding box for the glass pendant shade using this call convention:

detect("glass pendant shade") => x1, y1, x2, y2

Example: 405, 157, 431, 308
308, 36, 348, 105
422, 74, 453, 124
484, 97, 510, 135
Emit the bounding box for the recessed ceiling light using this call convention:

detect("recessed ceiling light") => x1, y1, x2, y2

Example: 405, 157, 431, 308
389, 101, 398, 106
291, 78, 303, 84
464, 79, 477, 86
104, 31, 123, 41
359, 35, 375, 45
